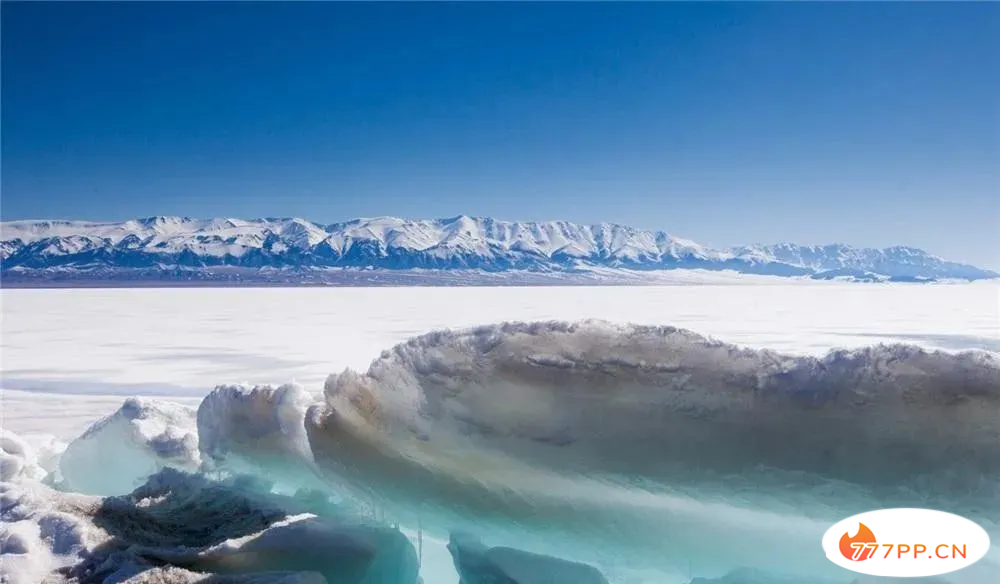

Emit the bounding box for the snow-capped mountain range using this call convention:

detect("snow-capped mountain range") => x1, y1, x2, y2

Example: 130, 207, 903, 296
1, 215, 995, 284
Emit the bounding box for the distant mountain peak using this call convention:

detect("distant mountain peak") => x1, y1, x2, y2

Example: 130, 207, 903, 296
1, 215, 994, 284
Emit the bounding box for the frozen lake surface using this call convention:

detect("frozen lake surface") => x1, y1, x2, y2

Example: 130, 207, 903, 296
3, 283, 998, 423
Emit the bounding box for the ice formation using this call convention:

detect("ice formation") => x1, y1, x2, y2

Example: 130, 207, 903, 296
305, 322, 1000, 579
2, 467, 419, 584
4, 321, 1000, 583
59, 398, 200, 496
447, 532, 609, 584
198, 384, 314, 476
312, 321, 1000, 489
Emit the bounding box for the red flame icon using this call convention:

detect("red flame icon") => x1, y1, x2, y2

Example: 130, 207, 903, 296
840, 523, 878, 561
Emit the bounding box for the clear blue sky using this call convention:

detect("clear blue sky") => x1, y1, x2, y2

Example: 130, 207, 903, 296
2, 2, 997, 267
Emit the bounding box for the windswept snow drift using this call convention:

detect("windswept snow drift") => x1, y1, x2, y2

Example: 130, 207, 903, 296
4, 321, 1000, 584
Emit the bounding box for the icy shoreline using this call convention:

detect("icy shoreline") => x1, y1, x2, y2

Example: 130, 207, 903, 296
0, 266, 901, 289
4, 321, 1000, 583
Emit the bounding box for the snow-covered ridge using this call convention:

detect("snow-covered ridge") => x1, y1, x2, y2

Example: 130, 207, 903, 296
2, 215, 995, 282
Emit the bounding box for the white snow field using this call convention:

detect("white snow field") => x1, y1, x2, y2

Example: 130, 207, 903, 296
2, 283, 999, 584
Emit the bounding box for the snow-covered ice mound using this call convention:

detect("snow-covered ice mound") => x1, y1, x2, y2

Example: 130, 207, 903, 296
337, 321, 998, 477
308, 321, 1000, 500
59, 398, 200, 496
